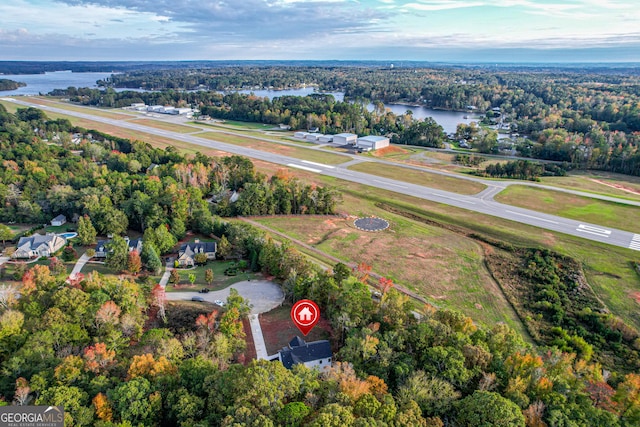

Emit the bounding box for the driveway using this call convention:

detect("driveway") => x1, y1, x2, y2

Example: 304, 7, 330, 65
165, 280, 284, 315
69, 253, 90, 276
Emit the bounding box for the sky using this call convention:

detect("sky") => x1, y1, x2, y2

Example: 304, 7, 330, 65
1, 0, 639, 62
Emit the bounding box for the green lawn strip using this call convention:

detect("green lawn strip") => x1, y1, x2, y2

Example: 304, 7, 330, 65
197, 132, 350, 165
129, 118, 200, 133
540, 171, 640, 202
165, 260, 262, 292
347, 161, 487, 195
188, 119, 273, 131
495, 185, 640, 233
24, 98, 134, 120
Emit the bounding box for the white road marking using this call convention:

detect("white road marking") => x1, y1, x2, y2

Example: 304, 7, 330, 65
373, 179, 407, 189
505, 210, 559, 224
434, 193, 476, 204
629, 234, 640, 250
302, 160, 335, 169
576, 229, 610, 238
577, 224, 611, 236
287, 163, 321, 173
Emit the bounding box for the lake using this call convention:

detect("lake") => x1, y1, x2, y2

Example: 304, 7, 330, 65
0, 71, 115, 96
1, 72, 476, 133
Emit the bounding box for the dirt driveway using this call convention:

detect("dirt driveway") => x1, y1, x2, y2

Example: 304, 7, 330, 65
165, 280, 284, 314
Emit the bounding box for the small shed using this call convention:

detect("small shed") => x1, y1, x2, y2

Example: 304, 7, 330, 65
333, 133, 358, 145
356, 135, 390, 151
50, 214, 67, 227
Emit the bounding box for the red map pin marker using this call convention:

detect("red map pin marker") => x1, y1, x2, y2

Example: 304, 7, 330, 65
291, 299, 320, 336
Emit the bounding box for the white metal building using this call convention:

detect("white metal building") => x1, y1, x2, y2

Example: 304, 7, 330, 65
305, 133, 322, 142
318, 135, 333, 143
356, 135, 390, 151
333, 133, 358, 145
294, 132, 309, 139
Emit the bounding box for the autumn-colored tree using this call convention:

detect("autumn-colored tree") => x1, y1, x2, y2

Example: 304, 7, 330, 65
366, 375, 389, 399
151, 284, 167, 322
205, 268, 214, 286
21, 269, 36, 295
95, 301, 121, 329
83, 342, 116, 373
49, 256, 66, 276
378, 277, 394, 294
586, 380, 617, 413
523, 401, 547, 427
325, 362, 371, 402
93, 392, 113, 422
13, 377, 31, 406
353, 262, 372, 283
195, 310, 219, 333
127, 249, 142, 275
170, 269, 180, 284
127, 354, 177, 380
615, 373, 640, 424
67, 272, 84, 289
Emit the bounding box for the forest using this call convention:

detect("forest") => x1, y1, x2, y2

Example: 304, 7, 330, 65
0, 79, 25, 91
0, 103, 639, 425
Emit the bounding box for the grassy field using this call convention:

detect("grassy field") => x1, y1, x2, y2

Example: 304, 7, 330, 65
198, 132, 350, 165
23, 97, 135, 120
540, 171, 640, 202
347, 161, 487, 195
253, 212, 529, 336
495, 185, 640, 233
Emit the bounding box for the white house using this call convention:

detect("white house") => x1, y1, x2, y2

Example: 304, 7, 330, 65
13, 233, 66, 259
277, 336, 332, 371
332, 133, 358, 145
50, 214, 67, 227
356, 135, 390, 151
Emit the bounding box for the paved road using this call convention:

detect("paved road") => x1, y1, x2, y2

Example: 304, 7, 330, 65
4, 98, 639, 252
165, 280, 284, 315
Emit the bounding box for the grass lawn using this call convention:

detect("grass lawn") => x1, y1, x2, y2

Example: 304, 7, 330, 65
165, 260, 263, 292
1, 223, 37, 239
540, 170, 640, 202
130, 118, 200, 134
24, 97, 134, 120
189, 120, 274, 132
495, 185, 640, 233
347, 161, 487, 195
198, 132, 350, 165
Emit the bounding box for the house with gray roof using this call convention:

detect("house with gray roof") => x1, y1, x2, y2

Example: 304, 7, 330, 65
12, 233, 66, 259
94, 236, 143, 259
177, 240, 217, 267
277, 336, 332, 371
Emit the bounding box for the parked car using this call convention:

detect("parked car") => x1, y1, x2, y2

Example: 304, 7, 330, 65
214, 299, 225, 307
191, 296, 205, 302
198, 288, 210, 293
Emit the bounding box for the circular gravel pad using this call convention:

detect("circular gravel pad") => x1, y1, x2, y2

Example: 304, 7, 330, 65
354, 217, 390, 232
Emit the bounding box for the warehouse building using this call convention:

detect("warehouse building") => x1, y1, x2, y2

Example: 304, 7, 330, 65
332, 133, 358, 145
356, 135, 390, 151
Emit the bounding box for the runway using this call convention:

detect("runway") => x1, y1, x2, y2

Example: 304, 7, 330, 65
4, 97, 638, 252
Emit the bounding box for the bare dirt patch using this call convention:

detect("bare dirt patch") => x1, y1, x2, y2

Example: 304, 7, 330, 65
259, 304, 333, 355
630, 291, 640, 305
590, 179, 640, 196
371, 145, 409, 157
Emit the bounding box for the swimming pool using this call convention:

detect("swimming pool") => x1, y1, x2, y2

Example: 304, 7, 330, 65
59, 232, 78, 240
